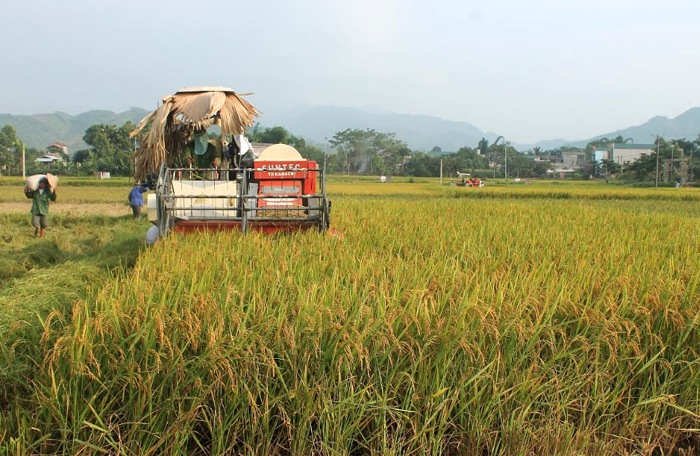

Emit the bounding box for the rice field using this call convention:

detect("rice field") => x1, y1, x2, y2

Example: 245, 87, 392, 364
1, 179, 700, 455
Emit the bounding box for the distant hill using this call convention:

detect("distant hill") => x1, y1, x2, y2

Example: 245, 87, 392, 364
261, 105, 700, 151
4, 105, 493, 153
534, 107, 700, 149
2, 104, 699, 154
577, 107, 700, 146
0, 108, 149, 153
261, 105, 500, 151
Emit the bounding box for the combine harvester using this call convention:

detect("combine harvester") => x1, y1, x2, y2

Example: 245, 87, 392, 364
131, 87, 332, 237
455, 172, 484, 187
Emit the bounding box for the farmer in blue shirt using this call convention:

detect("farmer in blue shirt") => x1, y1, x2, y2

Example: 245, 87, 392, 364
128, 182, 149, 219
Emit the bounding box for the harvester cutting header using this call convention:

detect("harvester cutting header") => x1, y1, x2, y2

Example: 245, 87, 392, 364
130, 87, 331, 237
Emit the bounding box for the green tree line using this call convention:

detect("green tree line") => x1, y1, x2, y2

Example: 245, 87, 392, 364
2, 122, 700, 180
0, 123, 137, 176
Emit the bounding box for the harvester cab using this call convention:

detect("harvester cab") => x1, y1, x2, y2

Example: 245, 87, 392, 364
131, 87, 331, 237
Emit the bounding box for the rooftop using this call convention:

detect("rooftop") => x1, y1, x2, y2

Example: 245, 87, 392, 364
35, 155, 62, 163
613, 143, 655, 149
426, 150, 458, 157
561, 150, 587, 155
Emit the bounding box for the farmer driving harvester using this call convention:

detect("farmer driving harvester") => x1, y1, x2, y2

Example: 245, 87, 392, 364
130, 86, 332, 238
183, 127, 221, 176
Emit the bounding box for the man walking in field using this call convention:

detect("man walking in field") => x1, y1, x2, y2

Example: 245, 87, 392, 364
128, 181, 149, 219
24, 177, 56, 238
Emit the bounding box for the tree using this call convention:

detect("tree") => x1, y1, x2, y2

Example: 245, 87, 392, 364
397, 146, 411, 175
251, 126, 289, 144
404, 152, 440, 177
531, 160, 552, 177
373, 131, 408, 175
627, 153, 657, 181
288, 135, 325, 164
599, 159, 621, 180
477, 138, 489, 156
371, 155, 387, 175
246, 125, 325, 164
430, 146, 442, 152
0, 125, 20, 174
0, 125, 18, 149
442, 147, 486, 176
247, 123, 262, 141
82, 122, 136, 175
330, 129, 374, 174
72, 149, 91, 164
504, 149, 533, 178
329, 129, 409, 175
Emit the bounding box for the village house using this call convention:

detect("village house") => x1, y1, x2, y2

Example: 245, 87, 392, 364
535, 150, 588, 174
35, 141, 68, 166
593, 143, 656, 166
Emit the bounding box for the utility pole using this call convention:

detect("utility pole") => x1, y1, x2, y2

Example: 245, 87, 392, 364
605, 161, 609, 183
691, 151, 694, 183
504, 139, 508, 180
21, 143, 26, 179
440, 158, 443, 185
655, 134, 660, 188
671, 141, 675, 183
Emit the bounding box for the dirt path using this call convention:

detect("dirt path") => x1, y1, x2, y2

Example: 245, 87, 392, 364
0, 202, 132, 217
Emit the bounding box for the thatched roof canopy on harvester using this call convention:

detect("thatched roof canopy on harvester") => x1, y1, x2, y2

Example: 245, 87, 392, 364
130, 86, 259, 179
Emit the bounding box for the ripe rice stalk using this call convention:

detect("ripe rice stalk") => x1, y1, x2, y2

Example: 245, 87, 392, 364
2, 190, 700, 455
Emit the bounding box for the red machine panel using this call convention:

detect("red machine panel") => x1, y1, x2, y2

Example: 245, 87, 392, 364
304, 161, 317, 195
254, 160, 310, 179
254, 160, 317, 195
258, 180, 302, 211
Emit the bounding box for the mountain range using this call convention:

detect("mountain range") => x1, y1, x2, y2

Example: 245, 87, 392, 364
1, 105, 699, 154
562, 107, 700, 148
0, 108, 149, 152
261, 106, 502, 151
261, 105, 700, 150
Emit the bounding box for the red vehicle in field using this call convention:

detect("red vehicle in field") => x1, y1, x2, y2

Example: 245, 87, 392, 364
456, 172, 484, 187
131, 87, 331, 237
148, 144, 330, 236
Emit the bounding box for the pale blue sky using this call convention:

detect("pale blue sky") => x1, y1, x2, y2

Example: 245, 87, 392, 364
1, 0, 698, 143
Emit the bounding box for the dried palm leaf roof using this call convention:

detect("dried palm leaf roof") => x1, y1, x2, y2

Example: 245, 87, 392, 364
130, 87, 259, 179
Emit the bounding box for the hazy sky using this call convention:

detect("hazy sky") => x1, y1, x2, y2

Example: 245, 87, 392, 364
1, 0, 699, 143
